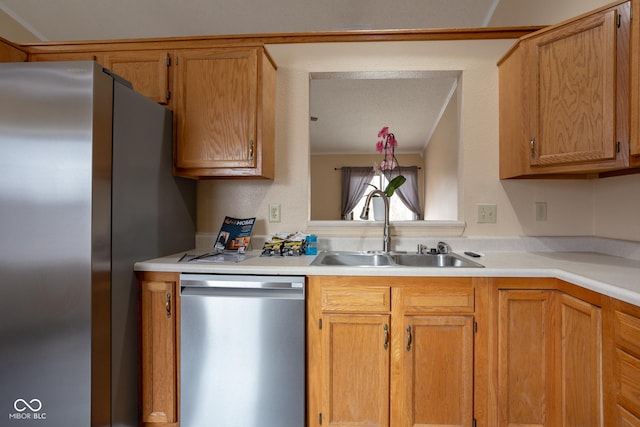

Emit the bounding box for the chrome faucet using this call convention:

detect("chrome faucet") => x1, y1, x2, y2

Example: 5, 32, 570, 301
360, 190, 391, 253
436, 241, 451, 254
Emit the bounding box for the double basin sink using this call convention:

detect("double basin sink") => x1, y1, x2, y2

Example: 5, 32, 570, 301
311, 251, 484, 268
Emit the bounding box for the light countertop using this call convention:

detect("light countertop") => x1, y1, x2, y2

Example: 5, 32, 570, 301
135, 249, 640, 306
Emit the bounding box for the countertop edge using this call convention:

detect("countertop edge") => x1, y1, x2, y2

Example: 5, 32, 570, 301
134, 250, 640, 306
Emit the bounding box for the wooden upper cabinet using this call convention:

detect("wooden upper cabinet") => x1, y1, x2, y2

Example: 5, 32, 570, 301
631, 0, 640, 158
0, 37, 27, 62
527, 9, 619, 168
172, 47, 276, 178
499, 1, 631, 178
103, 51, 171, 105
29, 51, 105, 63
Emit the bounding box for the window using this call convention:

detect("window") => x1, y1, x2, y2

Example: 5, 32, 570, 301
352, 174, 416, 221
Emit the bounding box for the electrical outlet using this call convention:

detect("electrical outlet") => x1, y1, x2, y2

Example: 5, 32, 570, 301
535, 202, 547, 221
269, 203, 281, 223
477, 204, 497, 224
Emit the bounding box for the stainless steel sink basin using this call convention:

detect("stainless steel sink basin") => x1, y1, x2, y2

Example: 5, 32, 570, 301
392, 253, 483, 268
310, 251, 484, 268
311, 252, 393, 267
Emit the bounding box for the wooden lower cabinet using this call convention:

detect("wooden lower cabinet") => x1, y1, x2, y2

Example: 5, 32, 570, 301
558, 292, 603, 426
321, 313, 390, 427
498, 289, 553, 426
397, 314, 474, 427
614, 300, 640, 423
135, 272, 636, 427
497, 285, 603, 427
138, 271, 179, 427
618, 405, 640, 426
308, 276, 476, 427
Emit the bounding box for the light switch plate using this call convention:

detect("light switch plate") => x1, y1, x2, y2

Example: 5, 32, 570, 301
535, 202, 547, 221
477, 204, 497, 223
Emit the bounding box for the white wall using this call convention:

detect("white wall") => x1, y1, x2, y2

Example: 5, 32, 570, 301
594, 175, 640, 241
489, 0, 614, 26
198, 40, 601, 238
424, 84, 459, 220
0, 10, 39, 42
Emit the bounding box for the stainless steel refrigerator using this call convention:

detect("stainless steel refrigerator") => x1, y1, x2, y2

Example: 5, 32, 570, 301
0, 61, 196, 427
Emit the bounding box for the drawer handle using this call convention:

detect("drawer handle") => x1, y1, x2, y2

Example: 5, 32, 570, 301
249, 139, 254, 162
406, 325, 412, 351
166, 293, 172, 318
383, 324, 389, 350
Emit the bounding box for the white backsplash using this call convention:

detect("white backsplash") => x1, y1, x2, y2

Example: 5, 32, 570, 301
196, 233, 640, 262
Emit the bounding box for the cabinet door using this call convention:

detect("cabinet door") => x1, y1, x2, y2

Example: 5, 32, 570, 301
498, 289, 603, 427
498, 42, 530, 179
104, 51, 171, 104
321, 314, 390, 427
527, 7, 621, 169
631, 0, 640, 157
498, 290, 555, 427
557, 293, 602, 426
139, 277, 178, 426
174, 47, 273, 177
398, 315, 474, 427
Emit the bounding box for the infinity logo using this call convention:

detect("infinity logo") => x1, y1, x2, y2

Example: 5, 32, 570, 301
14, 399, 42, 412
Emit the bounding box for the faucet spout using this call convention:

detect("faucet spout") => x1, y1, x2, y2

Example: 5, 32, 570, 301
360, 189, 391, 253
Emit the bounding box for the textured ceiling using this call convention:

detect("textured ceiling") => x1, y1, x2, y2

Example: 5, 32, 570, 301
310, 71, 460, 155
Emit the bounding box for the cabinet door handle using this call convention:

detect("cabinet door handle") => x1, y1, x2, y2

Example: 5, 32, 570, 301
249, 139, 254, 162
383, 324, 389, 350
530, 136, 536, 158
406, 325, 412, 351
165, 292, 172, 318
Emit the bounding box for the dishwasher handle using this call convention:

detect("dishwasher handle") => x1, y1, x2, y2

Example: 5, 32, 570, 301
181, 285, 304, 300
180, 274, 305, 300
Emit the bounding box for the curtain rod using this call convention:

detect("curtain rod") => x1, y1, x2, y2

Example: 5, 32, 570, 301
334, 166, 421, 170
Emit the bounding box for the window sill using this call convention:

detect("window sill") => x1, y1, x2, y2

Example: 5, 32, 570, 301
306, 220, 466, 237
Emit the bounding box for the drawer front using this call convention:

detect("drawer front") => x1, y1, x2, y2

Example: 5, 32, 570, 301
321, 286, 391, 312
616, 310, 640, 356
617, 349, 640, 415
618, 405, 640, 427
400, 281, 475, 313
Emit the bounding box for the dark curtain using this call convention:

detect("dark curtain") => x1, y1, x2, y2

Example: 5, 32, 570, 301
395, 166, 422, 220
341, 167, 375, 220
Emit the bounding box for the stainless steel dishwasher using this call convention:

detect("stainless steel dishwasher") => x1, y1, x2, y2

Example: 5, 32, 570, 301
179, 274, 305, 427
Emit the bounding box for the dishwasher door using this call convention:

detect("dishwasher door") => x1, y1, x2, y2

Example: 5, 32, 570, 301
179, 274, 305, 427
